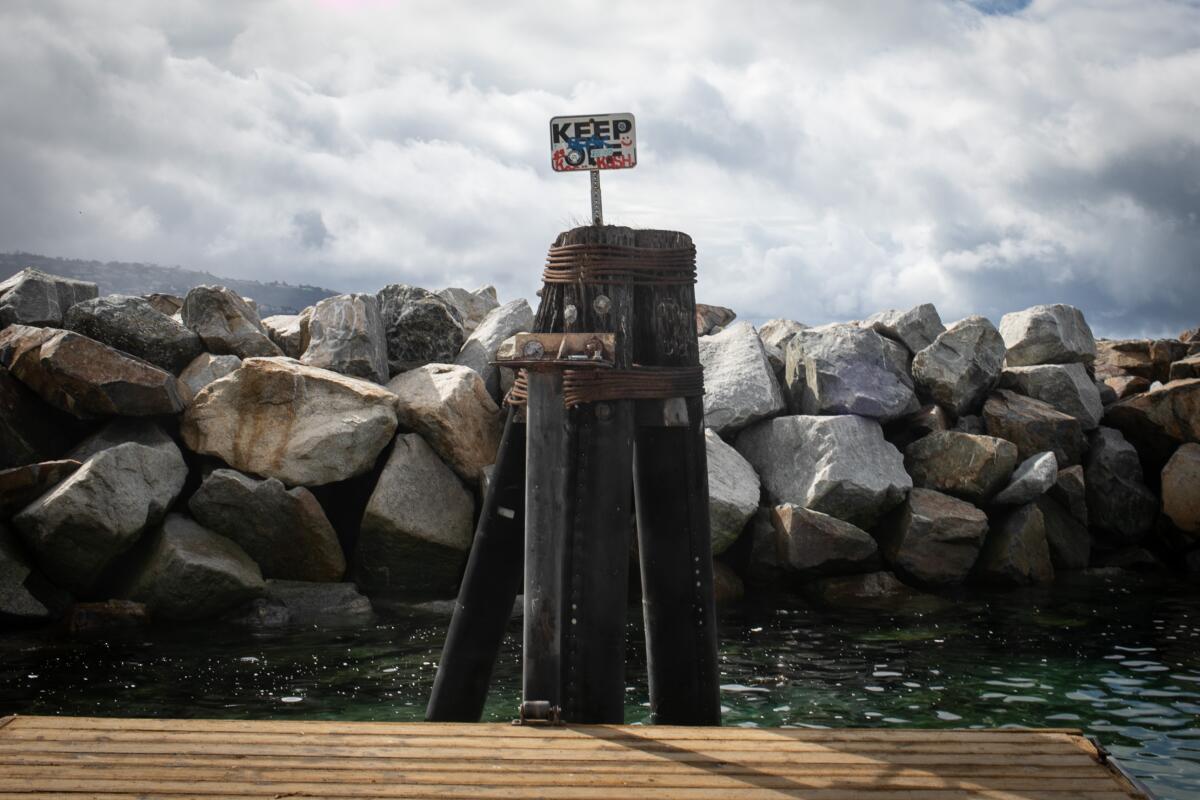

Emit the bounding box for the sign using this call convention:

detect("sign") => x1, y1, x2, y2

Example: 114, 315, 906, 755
550, 113, 637, 172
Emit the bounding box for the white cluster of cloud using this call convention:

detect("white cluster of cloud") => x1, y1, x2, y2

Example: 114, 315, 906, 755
0, 0, 1197, 336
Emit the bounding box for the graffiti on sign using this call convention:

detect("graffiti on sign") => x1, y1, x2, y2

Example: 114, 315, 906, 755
550, 113, 637, 172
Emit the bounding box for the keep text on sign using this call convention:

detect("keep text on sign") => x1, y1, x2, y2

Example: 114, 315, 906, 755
550, 113, 637, 172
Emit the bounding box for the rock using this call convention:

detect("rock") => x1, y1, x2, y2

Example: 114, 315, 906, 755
352, 434, 475, 596
992, 452, 1058, 506
377, 284, 465, 376
1098, 547, 1163, 572
258, 580, 373, 626
1162, 443, 1200, 534
695, 303, 736, 336
863, 303, 945, 354
143, 294, 183, 317
712, 560, 744, 605
805, 571, 923, 608
1095, 339, 1183, 383
911, 316, 1006, 416
178, 353, 241, 396
998, 363, 1103, 429
954, 414, 986, 435
700, 322, 786, 433
261, 311, 310, 359
12, 439, 188, 594
983, 390, 1086, 467
736, 415, 910, 528
1096, 380, 1118, 406
771, 504, 879, 579
904, 431, 1019, 505
120, 514, 264, 621
437, 286, 499, 336
181, 285, 282, 358
0, 366, 81, 469
1104, 374, 1151, 400
388, 364, 502, 483
975, 503, 1054, 586
758, 319, 808, 351
785, 325, 918, 422
188, 469, 346, 582
883, 404, 951, 451
0, 460, 80, 517
705, 429, 760, 555
877, 488, 989, 586
1036, 496, 1090, 571
744, 508, 784, 588
0, 268, 98, 328
300, 294, 389, 383
1105, 379, 1200, 471
0, 325, 190, 418
66, 418, 177, 463
1183, 327, 1200, 343
455, 299, 534, 399
1049, 465, 1088, 526
63, 600, 149, 637
0, 525, 56, 622
1084, 427, 1158, 544
999, 304, 1096, 367
62, 295, 203, 374
182, 357, 398, 486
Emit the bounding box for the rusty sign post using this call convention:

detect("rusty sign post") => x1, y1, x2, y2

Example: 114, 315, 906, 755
550, 113, 636, 226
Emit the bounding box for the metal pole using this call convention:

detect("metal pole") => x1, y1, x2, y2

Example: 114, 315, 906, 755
590, 170, 603, 226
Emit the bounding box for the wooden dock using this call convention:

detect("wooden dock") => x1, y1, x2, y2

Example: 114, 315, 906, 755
0, 715, 1147, 798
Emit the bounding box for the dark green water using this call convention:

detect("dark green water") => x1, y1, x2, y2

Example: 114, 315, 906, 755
1, 571, 1198, 798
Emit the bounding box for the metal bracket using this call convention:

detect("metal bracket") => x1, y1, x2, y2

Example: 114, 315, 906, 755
514, 700, 562, 726
494, 332, 616, 370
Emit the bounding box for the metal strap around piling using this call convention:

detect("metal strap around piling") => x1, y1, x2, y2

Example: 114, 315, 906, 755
542, 243, 697, 286
506, 366, 703, 408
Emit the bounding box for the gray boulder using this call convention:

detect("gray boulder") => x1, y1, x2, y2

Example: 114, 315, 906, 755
984, 389, 1086, 466
0, 459, 80, 517
66, 418, 178, 463
455, 299, 533, 399
992, 452, 1058, 506
705, 429, 760, 555
863, 303, 945, 354
1104, 378, 1200, 472
1049, 465, 1088, 526
744, 508, 784, 588
300, 293, 389, 383
62, 295, 203, 374
1084, 427, 1157, 544
0, 268, 97, 328
178, 353, 241, 396
699, 322, 786, 433
998, 363, 1102, 429
352, 434, 475, 597
736, 415, 910, 528
437, 286, 499, 336
1000, 304, 1096, 367
0, 366, 81, 469
377, 284, 465, 376
1036, 496, 1090, 571
878, 488, 989, 586
771, 503, 879, 579
0, 525, 57, 622
12, 439, 188, 594
758, 319, 808, 351
261, 310, 311, 359
975, 503, 1054, 586
181, 285, 282, 358
884, 404, 951, 451
236, 580, 373, 627
188, 469, 346, 582
911, 315, 1006, 416
121, 514, 264, 621
904, 431, 1019, 505
784, 325, 918, 422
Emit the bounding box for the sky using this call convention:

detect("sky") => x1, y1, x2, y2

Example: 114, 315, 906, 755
0, 0, 1197, 338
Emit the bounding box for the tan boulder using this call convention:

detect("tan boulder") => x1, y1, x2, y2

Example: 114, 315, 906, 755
1162, 443, 1200, 535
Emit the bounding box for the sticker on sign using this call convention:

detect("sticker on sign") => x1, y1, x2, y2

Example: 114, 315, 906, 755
550, 113, 636, 172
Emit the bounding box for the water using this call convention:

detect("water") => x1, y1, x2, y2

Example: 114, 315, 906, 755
2, 571, 1198, 798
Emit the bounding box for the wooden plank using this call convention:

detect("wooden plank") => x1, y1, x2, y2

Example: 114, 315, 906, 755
0, 718, 12, 733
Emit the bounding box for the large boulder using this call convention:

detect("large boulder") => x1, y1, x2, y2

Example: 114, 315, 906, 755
992, 452, 1057, 506
62, 295, 203, 374
1104, 379, 1200, 471
695, 303, 736, 336
181, 357, 398, 486
862, 303, 945, 354
0, 525, 58, 622
143, 293, 183, 317
784, 325, 918, 422
771, 503, 878, 579
975, 503, 1054, 586
387, 364, 502, 483
0, 268, 97, 328
181, 285, 282, 358
877, 488, 988, 586
377, 284, 465, 376
120, 514, 264, 621
1049, 465, 1088, 526
705, 429, 760, 555
352, 434, 475, 597
736, 415, 910, 528
1169, 353, 1200, 382
0, 460, 80, 517
998, 363, 1102, 429
0, 366, 81, 469
437, 286, 498, 336
66, 418, 177, 463
0, 325, 190, 417
299, 294, 389, 383
903, 431, 1019, 505
911, 316, 1006, 416
188, 469, 346, 582
699, 322, 786, 433
999, 304, 1096, 367
758, 319, 808, 351
248, 580, 374, 627
261, 310, 311, 359
1036, 496, 1090, 571
1161, 443, 1200, 535
11, 439, 188, 594
1094, 339, 1186, 383
1084, 427, 1157, 544
1103, 374, 1151, 401
455, 299, 534, 399
983, 389, 1086, 467
178, 353, 241, 397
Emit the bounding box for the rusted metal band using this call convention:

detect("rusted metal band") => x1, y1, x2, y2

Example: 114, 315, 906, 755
506, 366, 704, 408
542, 243, 697, 286
505, 370, 530, 407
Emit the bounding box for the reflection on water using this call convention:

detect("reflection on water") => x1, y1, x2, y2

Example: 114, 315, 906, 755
1, 571, 1198, 798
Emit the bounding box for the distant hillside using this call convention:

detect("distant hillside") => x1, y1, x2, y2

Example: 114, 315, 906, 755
0, 252, 339, 316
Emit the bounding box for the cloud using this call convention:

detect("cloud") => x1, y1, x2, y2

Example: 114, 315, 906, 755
0, 0, 1196, 338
